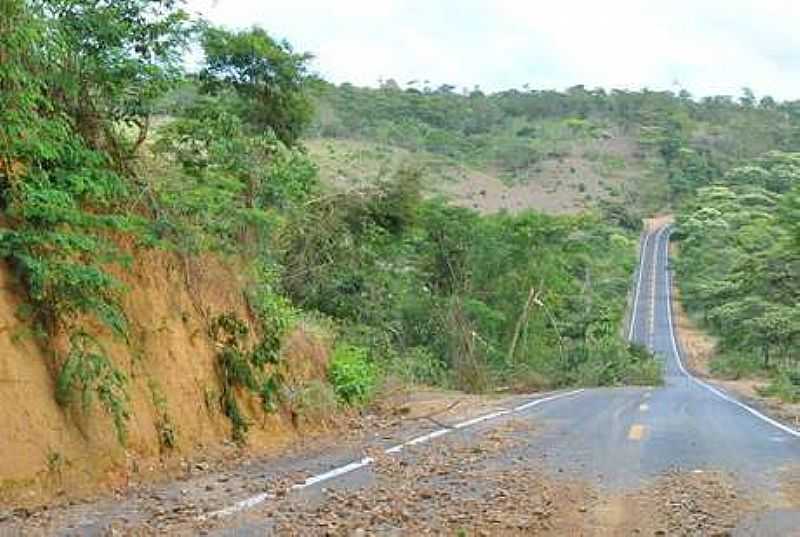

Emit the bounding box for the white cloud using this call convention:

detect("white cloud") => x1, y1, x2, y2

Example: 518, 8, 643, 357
185, 0, 800, 100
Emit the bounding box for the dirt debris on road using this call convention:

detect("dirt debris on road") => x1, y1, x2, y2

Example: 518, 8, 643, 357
592, 469, 753, 536
268, 420, 593, 536
0, 389, 777, 536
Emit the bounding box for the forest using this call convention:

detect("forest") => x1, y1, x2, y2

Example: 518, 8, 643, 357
2, 0, 799, 448
309, 75, 800, 401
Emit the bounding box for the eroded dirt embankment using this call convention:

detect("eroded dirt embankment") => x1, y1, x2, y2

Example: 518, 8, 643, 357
0, 248, 330, 508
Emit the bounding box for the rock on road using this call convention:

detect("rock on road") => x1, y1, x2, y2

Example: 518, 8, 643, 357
198, 223, 800, 535
4, 223, 800, 535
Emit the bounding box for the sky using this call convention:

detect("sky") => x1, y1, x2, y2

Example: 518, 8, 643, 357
185, 0, 800, 100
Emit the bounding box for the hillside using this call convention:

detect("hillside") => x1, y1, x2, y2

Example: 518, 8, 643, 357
306, 129, 657, 215
3, 0, 800, 512
307, 81, 800, 219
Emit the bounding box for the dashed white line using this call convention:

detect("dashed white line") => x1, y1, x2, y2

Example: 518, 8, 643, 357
203, 388, 585, 519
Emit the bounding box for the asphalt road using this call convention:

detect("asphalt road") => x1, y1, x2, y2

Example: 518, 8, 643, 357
219, 223, 800, 534
6, 224, 800, 535
211, 224, 800, 534
620, 225, 800, 486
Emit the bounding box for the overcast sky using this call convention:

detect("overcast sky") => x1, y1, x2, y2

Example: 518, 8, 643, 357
186, 0, 800, 100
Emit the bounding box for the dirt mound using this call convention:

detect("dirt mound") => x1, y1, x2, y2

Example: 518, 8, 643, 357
0, 248, 331, 508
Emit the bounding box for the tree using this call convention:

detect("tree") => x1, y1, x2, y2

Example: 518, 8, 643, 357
200, 25, 315, 146
36, 0, 193, 166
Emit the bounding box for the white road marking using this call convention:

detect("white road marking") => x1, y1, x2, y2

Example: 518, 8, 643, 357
628, 230, 651, 342
639, 404, 649, 412
206, 493, 273, 519
661, 227, 800, 439
293, 457, 375, 488
202, 388, 585, 519
648, 229, 660, 348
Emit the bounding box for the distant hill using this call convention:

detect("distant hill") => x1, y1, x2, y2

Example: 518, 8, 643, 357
307, 82, 800, 215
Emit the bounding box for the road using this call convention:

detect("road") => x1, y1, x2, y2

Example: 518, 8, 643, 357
200, 223, 800, 534
5, 223, 800, 535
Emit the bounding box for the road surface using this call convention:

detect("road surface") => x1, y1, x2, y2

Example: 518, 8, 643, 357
191, 224, 800, 534
4, 223, 800, 535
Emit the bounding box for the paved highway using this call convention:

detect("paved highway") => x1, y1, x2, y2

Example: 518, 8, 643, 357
7, 223, 800, 535
522, 223, 800, 484
214, 223, 800, 534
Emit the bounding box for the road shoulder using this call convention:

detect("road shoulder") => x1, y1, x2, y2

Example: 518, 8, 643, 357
669, 249, 800, 433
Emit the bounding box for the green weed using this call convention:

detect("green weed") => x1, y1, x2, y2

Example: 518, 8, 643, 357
55, 332, 129, 445
328, 344, 376, 406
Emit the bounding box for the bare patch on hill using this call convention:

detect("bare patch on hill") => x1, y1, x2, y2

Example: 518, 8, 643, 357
306, 133, 653, 215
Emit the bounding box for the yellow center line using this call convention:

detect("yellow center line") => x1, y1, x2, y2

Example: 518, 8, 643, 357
628, 424, 646, 441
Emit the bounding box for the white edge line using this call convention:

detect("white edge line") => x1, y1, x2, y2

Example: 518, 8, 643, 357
662, 227, 800, 439
452, 410, 511, 429
202, 492, 273, 520
201, 388, 585, 519
292, 457, 374, 489
628, 229, 651, 341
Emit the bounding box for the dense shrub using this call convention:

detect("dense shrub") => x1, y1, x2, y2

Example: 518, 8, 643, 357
328, 344, 377, 405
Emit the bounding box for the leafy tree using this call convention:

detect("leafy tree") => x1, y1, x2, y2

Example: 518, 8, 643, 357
200, 26, 315, 146
35, 0, 193, 166
676, 154, 800, 389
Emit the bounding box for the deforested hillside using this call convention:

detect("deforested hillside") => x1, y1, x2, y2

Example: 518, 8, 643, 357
4, 0, 800, 510
306, 81, 800, 217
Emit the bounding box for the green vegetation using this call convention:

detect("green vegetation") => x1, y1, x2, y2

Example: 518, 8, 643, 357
328, 344, 377, 406
19, 0, 800, 445
675, 152, 800, 400
278, 169, 657, 391
309, 82, 800, 209
0, 0, 312, 444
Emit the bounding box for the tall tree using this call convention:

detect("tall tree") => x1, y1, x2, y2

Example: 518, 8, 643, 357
200, 26, 315, 146
36, 0, 193, 166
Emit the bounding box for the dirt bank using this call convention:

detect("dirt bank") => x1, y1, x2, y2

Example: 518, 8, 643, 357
0, 248, 330, 508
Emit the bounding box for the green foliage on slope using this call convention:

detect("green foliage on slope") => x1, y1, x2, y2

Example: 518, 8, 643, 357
278, 170, 658, 391
675, 152, 800, 400
0, 1, 316, 443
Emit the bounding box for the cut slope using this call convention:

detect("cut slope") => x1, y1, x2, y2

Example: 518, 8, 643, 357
0, 249, 327, 507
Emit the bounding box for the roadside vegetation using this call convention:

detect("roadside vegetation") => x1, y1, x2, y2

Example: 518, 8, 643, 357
674, 153, 800, 401
11, 0, 800, 447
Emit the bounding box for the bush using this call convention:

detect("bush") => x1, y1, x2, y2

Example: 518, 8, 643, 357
290, 380, 339, 426
383, 346, 449, 387
709, 352, 763, 380
760, 369, 800, 403
328, 344, 376, 405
